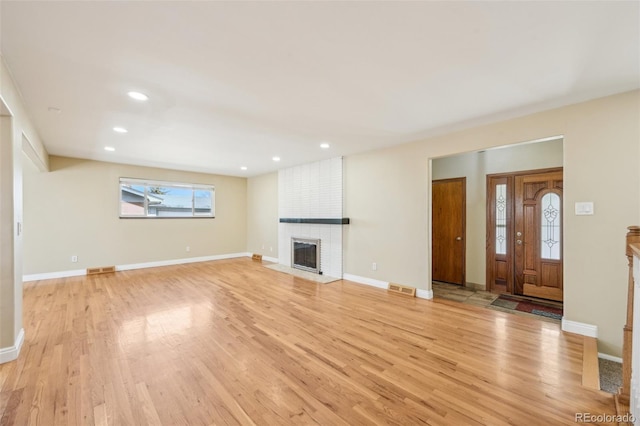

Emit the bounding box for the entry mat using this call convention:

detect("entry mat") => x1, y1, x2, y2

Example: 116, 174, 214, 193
490, 294, 563, 320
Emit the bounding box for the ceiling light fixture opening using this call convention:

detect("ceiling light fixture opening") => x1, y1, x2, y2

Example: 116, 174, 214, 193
127, 91, 149, 101
320, 142, 330, 149
113, 127, 128, 133
104, 146, 115, 152
240, 166, 248, 170
272, 156, 281, 162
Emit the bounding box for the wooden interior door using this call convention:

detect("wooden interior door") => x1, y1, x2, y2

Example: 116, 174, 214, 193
432, 178, 465, 285
514, 170, 563, 301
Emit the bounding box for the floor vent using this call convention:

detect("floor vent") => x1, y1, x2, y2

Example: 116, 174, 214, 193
251, 254, 263, 261
388, 283, 416, 297
87, 266, 116, 276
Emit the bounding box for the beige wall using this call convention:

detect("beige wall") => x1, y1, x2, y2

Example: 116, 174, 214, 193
344, 90, 639, 356
23, 156, 247, 274
0, 116, 17, 349
344, 144, 430, 287
432, 139, 563, 287
246, 172, 278, 258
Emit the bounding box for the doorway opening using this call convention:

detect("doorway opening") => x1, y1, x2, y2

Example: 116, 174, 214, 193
430, 136, 564, 302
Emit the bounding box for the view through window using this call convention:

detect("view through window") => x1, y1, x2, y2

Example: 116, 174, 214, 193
119, 178, 214, 218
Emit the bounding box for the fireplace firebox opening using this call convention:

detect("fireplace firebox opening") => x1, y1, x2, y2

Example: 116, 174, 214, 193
291, 238, 321, 274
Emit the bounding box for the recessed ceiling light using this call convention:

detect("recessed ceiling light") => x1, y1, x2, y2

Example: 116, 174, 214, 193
240, 166, 248, 171
47, 107, 62, 114
104, 146, 115, 152
272, 156, 281, 162
320, 142, 330, 149
127, 91, 149, 101
113, 127, 128, 133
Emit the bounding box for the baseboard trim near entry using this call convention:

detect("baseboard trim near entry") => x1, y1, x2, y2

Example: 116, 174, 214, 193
343, 273, 433, 299
561, 318, 598, 338
416, 289, 434, 300
598, 353, 623, 363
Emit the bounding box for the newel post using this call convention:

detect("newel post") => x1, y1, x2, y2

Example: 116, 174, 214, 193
620, 226, 640, 404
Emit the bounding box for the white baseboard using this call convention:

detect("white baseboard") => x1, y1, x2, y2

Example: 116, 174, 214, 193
262, 256, 279, 263
416, 289, 434, 300
117, 252, 250, 271
23, 252, 251, 281
343, 273, 389, 289
23, 269, 86, 282
561, 318, 598, 338
0, 328, 24, 364
598, 352, 623, 363
343, 273, 432, 300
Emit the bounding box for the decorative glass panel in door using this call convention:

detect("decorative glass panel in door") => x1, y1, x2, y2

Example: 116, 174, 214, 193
495, 183, 507, 255
540, 192, 561, 260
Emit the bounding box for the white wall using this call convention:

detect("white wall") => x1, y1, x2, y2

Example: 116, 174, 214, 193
432, 138, 563, 287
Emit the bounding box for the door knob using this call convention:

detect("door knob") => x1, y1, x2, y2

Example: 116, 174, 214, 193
516, 239, 522, 245
455, 237, 462, 241
516, 231, 522, 237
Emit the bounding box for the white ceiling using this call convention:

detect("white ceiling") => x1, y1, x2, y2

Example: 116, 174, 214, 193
1, 1, 638, 177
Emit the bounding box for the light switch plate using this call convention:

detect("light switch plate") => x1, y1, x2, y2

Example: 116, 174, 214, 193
575, 202, 594, 215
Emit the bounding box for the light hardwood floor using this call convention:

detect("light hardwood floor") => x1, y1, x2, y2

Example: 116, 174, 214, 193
1, 258, 615, 425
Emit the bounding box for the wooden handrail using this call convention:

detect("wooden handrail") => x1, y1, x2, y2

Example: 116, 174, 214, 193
619, 226, 640, 406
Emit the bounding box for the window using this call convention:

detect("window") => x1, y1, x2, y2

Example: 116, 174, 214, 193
119, 178, 214, 218
540, 192, 560, 260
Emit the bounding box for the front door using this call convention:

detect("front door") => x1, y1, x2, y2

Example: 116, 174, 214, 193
487, 168, 563, 302
432, 178, 465, 285
514, 170, 563, 301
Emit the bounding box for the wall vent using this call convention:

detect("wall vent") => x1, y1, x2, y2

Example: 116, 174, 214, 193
251, 254, 263, 261
87, 266, 116, 276
388, 283, 416, 297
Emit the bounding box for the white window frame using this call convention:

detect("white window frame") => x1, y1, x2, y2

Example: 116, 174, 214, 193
119, 177, 215, 218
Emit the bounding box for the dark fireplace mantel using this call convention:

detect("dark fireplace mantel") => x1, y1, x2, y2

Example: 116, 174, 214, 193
279, 218, 350, 225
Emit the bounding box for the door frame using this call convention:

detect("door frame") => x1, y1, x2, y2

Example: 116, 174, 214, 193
486, 167, 563, 298
431, 177, 466, 286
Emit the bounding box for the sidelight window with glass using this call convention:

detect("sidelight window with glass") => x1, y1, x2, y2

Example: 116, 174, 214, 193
495, 183, 507, 255
540, 192, 561, 260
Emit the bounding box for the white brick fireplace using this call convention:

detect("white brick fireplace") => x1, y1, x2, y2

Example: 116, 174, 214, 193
278, 157, 346, 279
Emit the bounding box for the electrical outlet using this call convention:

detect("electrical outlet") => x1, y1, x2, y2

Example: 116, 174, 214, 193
186, 246, 190, 252
71, 255, 78, 263
270, 247, 273, 252
372, 262, 377, 271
